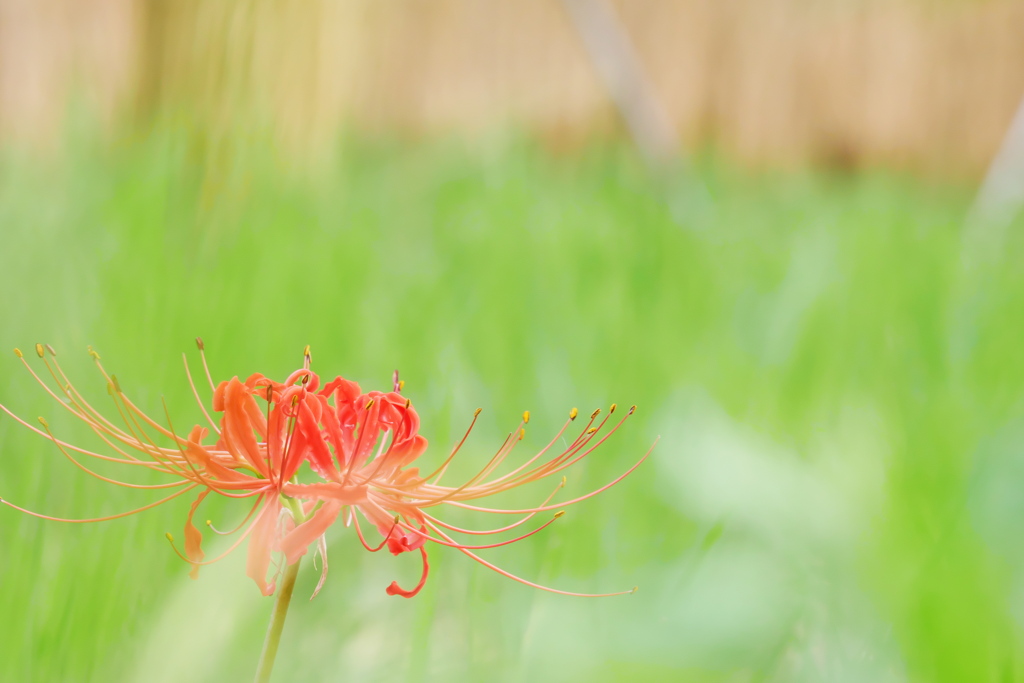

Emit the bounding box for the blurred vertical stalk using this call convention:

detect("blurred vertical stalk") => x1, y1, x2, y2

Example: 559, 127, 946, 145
558, 0, 678, 166
558, 0, 712, 225
964, 91, 1024, 258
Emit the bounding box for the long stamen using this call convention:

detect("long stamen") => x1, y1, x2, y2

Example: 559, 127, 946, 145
183, 353, 220, 435
49, 354, 193, 475
486, 408, 633, 494
165, 499, 265, 566
103, 374, 192, 477
196, 337, 216, 393
36, 417, 190, 489
476, 416, 580, 489
0, 483, 199, 523
160, 398, 224, 490
430, 525, 636, 598
0, 404, 174, 472
420, 476, 565, 536
278, 395, 302, 487
44, 356, 191, 473
32, 351, 192, 477
14, 352, 143, 461
207, 496, 264, 535
41, 351, 137, 447
352, 512, 402, 552
425, 408, 482, 485
343, 400, 377, 483
450, 406, 631, 501
442, 439, 655, 515
406, 512, 563, 551
408, 425, 524, 506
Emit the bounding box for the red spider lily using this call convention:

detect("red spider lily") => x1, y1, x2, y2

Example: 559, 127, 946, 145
0, 342, 650, 599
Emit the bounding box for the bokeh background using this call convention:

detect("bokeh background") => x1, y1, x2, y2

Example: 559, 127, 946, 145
2, 1, 1024, 681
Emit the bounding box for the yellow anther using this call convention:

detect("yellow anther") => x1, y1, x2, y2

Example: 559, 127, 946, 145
37, 417, 49, 428
523, 410, 530, 424
34, 344, 44, 358
195, 337, 205, 350
561, 475, 566, 487
205, 520, 212, 526
519, 428, 525, 441
165, 532, 174, 542
631, 586, 639, 594
591, 408, 601, 419
365, 399, 375, 410
13, 348, 22, 358
404, 398, 411, 408
303, 344, 311, 358
45, 344, 56, 356
569, 407, 578, 420
474, 407, 482, 417
398, 380, 405, 391
553, 510, 566, 519
88, 345, 100, 360
587, 427, 598, 434
111, 375, 122, 393
629, 405, 636, 415
610, 403, 617, 414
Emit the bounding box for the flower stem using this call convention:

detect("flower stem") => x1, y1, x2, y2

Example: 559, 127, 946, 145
253, 556, 302, 683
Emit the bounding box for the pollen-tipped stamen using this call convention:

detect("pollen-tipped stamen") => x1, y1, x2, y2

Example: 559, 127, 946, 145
182, 353, 221, 435
425, 407, 482, 485
196, 337, 216, 393
206, 496, 265, 535
444, 439, 656, 515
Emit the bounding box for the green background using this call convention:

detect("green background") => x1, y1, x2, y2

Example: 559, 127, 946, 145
2, 131, 1024, 682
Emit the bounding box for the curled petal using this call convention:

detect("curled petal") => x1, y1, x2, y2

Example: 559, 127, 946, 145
186, 425, 208, 444
319, 376, 361, 404
385, 546, 430, 598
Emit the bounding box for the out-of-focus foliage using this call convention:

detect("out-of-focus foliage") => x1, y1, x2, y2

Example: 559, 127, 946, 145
1, 131, 1023, 683
4, 0, 1024, 176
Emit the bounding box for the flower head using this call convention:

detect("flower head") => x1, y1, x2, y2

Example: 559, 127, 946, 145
1, 342, 650, 598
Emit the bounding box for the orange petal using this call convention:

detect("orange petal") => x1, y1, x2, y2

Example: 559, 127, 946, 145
246, 496, 281, 596
279, 499, 343, 565
184, 489, 210, 579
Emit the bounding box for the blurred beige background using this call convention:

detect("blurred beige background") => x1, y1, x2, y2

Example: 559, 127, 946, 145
3, 0, 1023, 176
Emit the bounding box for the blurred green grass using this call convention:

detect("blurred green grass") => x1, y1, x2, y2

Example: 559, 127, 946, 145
2, 130, 1024, 682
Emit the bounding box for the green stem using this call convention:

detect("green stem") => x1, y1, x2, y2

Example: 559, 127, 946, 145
253, 556, 302, 683
254, 495, 307, 683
